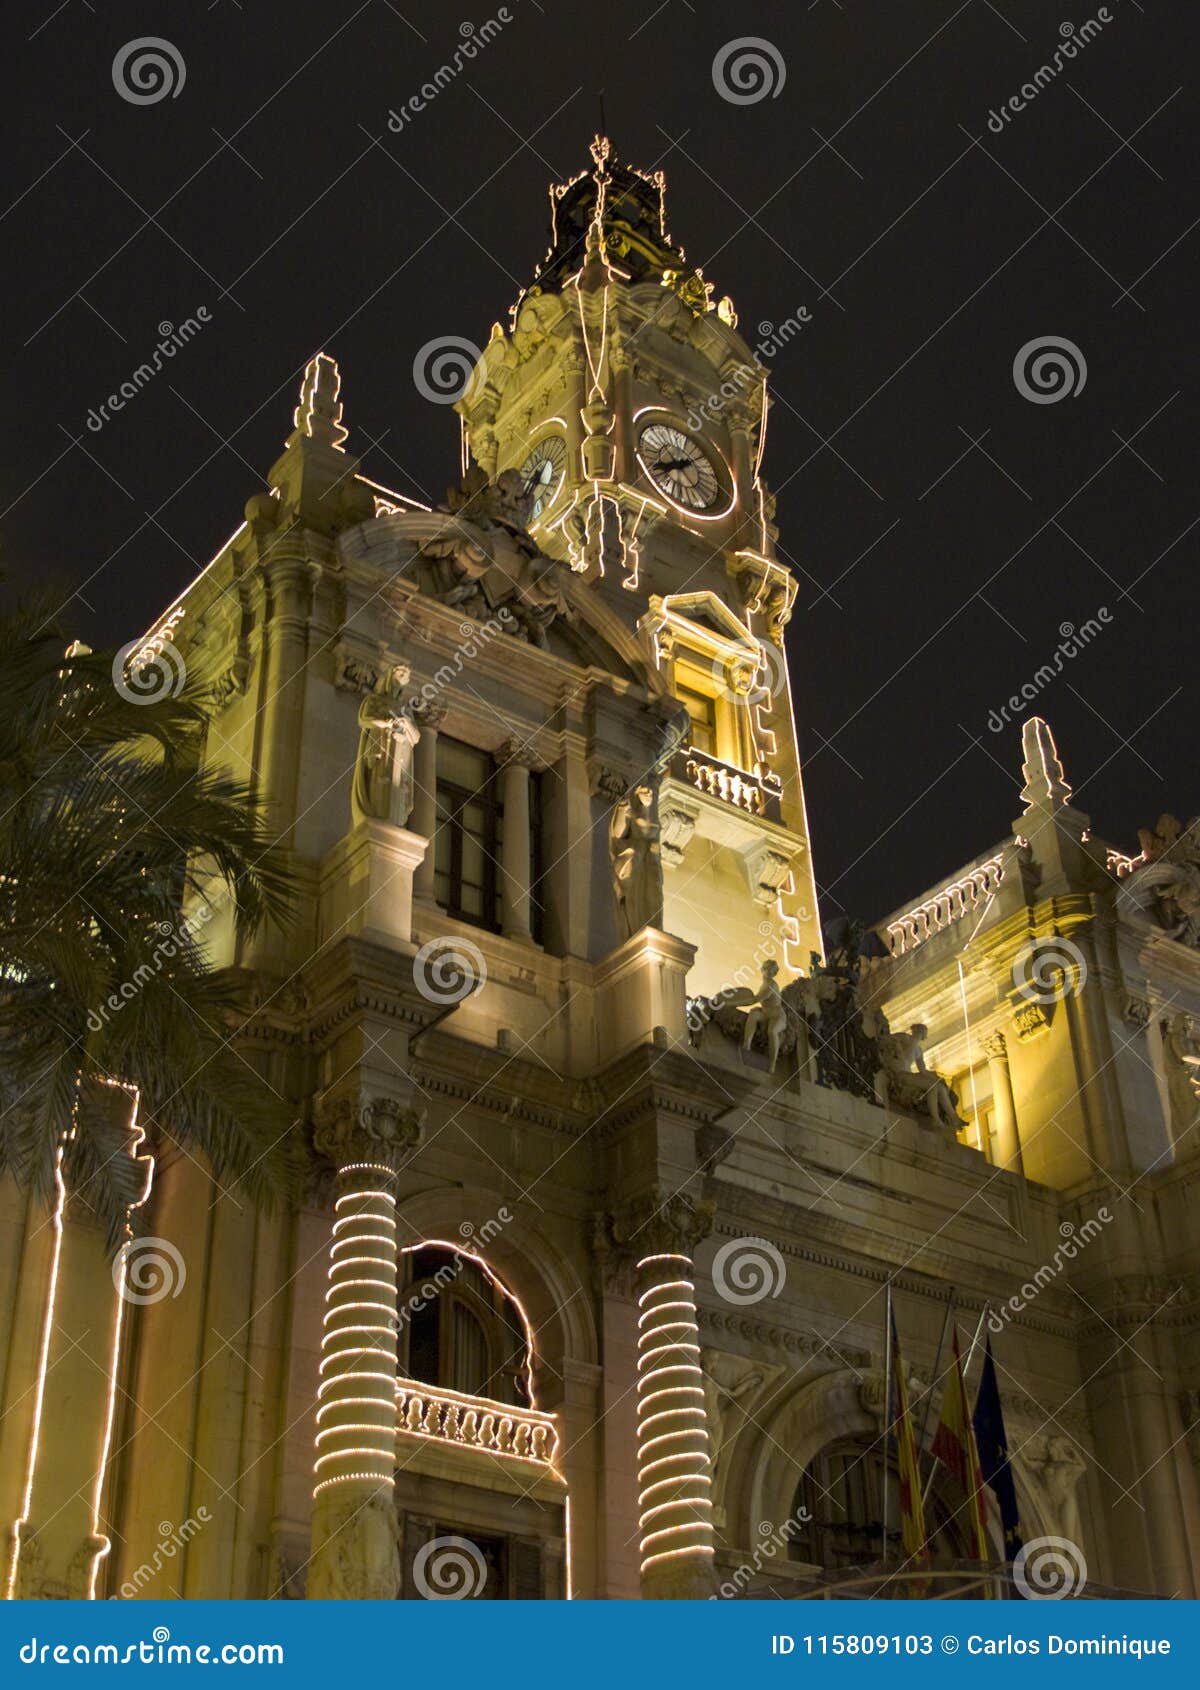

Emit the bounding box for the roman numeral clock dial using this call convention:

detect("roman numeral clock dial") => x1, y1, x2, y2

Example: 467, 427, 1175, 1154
518, 435, 567, 520
637, 422, 719, 511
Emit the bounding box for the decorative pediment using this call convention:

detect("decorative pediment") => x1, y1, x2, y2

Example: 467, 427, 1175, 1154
649, 590, 759, 657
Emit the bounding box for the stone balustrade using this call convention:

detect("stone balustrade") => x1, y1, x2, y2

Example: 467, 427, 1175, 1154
395, 1377, 559, 1467
884, 853, 1006, 956
675, 748, 769, 817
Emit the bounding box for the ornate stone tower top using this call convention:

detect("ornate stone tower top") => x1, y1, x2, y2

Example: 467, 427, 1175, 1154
524, 134, 705, 308
291, 351, 348, 452
1019, 716, 1073, 811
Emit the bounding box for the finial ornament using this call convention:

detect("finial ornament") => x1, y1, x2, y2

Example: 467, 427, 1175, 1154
292, 351, 347, 451
1019, 716, 1072, 810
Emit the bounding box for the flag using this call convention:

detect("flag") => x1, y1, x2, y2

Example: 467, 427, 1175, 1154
931, 1327, 989, 1564
972, 1336, 1023, 1563
888, 1307, 930, 1570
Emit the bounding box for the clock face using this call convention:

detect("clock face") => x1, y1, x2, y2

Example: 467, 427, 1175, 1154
637, 423, 720, 511
518, 435, 567, 520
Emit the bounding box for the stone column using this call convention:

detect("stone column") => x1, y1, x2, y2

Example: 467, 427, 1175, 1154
410, 704, 445, 905
983, 1032, 1023, 1174
613, 1195, 717, 1600
307, 1092, 423, 1600
498, 741, 537, 942
254, 551, 319, 848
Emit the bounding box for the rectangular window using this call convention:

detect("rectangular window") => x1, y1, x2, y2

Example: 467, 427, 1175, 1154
676, 681, 718, 755
434, 738, 503, 932
432, 740, 545, 943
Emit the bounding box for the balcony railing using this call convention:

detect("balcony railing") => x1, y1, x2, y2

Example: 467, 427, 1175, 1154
884, 853, 1006, 957
395, 1377, 559, 1467
673, 747, 775, 818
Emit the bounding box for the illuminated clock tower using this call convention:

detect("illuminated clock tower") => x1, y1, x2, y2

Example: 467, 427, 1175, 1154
460, 137, 821, 988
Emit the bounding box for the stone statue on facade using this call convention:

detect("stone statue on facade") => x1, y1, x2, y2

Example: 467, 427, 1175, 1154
738, 960, 789, 1072
1163, 1013, 1200, 1140
1118, 814, 1200, 948
609, 783, 663, 938
878, 1020, 968, 1134
351, 678, 420, 829
413, 466, 573, 645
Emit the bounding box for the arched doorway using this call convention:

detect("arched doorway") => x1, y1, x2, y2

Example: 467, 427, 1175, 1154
788, 1435, 974, 1570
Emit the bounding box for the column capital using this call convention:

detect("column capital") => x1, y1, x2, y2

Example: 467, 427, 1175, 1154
313, 1087, 425, 1174
497, 737, 543, 771
982, 1030, 1009, 1061
605, 1189, 716, 1265
411, 699, 448, 730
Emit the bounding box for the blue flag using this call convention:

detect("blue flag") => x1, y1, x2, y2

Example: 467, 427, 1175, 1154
972, 1336, 1023, 1563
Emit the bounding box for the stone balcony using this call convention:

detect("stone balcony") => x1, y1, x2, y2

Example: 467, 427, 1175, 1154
395, 1377, 560, 1469
671, 747, 781, 822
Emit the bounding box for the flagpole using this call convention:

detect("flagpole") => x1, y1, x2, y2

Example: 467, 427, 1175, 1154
919, 1288, 956, 1460
963, 1300, 991, 1377
921, 1301, 990, 1505
880, 1281, 892, 1567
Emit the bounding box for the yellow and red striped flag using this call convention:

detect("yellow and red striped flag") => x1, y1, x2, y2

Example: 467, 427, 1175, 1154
889, 1307, 930, 1571
931, 1326, 990, 1563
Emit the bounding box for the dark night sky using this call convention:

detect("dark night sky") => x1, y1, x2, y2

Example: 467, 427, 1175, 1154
3, 0, 1196, 925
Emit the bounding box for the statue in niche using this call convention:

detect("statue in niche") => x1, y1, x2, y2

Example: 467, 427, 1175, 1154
413, 466, 573, 646
351, 677, 420, 829
738, 960, 789, 1072
1118, 814, 1200, 948
1163, 1013, 1200, 1139
609, 783, 663, 938
878, 1020, 969, 1134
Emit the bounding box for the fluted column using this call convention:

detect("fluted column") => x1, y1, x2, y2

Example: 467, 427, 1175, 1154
984, 1032, 1023, 1174
498, 741, 536, 942
307, 1093, 422, 1600
410, 704, 444, 904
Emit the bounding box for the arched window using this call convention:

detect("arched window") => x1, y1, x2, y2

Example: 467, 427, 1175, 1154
788, 1437, 969, 1570
398, 1245, 530, 1406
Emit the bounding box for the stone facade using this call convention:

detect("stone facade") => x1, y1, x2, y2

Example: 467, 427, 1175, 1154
1, 142, 1197, 1602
